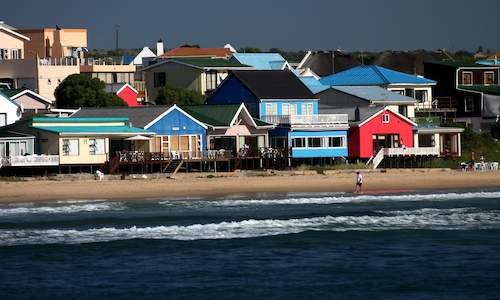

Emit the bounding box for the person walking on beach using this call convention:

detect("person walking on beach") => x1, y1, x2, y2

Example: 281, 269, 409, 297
354, 171, 363, 194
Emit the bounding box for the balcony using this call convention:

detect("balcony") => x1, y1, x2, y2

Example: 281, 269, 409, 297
261, 114, 349, 129
416, 97, 457, 113
1, 155, 59, 167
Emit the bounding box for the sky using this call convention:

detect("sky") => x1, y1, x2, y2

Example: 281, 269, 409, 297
2, 0, 499, 52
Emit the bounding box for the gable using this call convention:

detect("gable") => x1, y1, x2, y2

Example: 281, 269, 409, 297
13, 94, 50, 110
359, 109, 416, 128
146, 106, 207, 136
208, 75, 259, 105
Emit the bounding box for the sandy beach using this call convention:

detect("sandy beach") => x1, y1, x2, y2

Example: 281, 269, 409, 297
0, 169, 499, 203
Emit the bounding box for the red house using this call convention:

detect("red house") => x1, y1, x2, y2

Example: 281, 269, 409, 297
348, 107, 417, 158
105, 83, 141, 107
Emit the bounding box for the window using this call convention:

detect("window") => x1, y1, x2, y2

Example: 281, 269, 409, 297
292, 138, 306, 148
485, 72, 495, 85
47, 79, 52, 85
464, 96, 474, 112
89, 138, 105, 155
0, 113, 6, 127
205, 71, 218, 91
282, 103, 290, 116
153, 72, 166, 88
62, 139, 79, 156
308, 137, 322, 148
0, 49, 9, 60
265, 103, 278, 116
382, 114, 390, 123
301, 102, 313, 115
462, 71, 473, 85
398, 105, 408, 117
7, 141, 27, 156
418, 134, 435, 148
405, 88, 414, 98
11, 49, 21, 59
415, 90, 428, 102
328, 136, 345, 148
0, 142, 5, 157
391, 89, 405, 95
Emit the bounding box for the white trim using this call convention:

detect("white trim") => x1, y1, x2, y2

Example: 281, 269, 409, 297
484, 71, 495, 85
356, 108, 418, 127
0, 25, 30, 41
462, 71, 473, 85
115, 83, 138, 95
261, 98, 318, 102
9, 89, 52, 104
229, 103, 259, 128
144, 104, 208, 130
297, 51, 312, 69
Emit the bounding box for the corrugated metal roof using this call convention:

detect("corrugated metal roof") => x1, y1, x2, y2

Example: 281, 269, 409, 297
232, 53, 287, 70
299, 76, 330, 94
71, 106, 172, 128
320, 65, 436, 86
171, 57, 250, 68
332, 86, 417, 103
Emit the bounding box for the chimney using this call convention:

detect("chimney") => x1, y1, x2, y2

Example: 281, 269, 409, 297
354, 107, 360, 121
156, 39, 164, 56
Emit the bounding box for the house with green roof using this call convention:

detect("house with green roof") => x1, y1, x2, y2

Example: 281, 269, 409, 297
141, 57, 254, 101
424, 61, 500, 130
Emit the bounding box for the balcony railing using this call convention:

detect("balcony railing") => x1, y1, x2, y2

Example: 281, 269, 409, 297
1, 155, 60, 167
261, 114, 349, 128
37, 56, 132, 66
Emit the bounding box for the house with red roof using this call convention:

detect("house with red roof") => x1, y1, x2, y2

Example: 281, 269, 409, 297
160, 46, 232, 59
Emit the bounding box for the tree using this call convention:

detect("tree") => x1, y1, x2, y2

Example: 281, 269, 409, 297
55, 74, 126, 108
238, 47, 262, 53
155, 85, 206, 106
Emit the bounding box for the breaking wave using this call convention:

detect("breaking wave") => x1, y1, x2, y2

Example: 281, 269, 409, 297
177, 191, 500, 207
0, 202, 125, 216
2, 207, 499, 246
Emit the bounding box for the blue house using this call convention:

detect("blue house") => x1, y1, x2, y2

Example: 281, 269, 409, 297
207, 70, 349, 159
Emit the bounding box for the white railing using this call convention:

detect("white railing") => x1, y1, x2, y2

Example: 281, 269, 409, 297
290, 114, 349, 125
3, 155, 60, 167
372, 147, 440, 169
38, 57, 130, 66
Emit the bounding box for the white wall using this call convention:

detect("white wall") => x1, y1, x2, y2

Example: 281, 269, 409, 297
0, 92, 21, 126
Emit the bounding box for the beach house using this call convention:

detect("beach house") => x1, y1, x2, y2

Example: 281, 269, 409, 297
424, 61, 500, 130
319, 65, 437, 112
1, 88, 51, 116
105, 83, 141, 107
207, 70, 350, 161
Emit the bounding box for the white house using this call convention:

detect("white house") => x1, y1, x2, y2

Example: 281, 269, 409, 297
0, 90, 21, 127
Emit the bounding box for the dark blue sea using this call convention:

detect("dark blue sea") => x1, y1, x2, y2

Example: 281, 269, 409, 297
1, 189, 500, 299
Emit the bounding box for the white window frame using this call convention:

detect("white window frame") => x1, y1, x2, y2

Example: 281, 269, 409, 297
462, 71, 473, 86
62, 139, 80, 156
301, 102, 314, 115
484, 71, 495, 85
328, 136, 346, 148
0, 113, 6, 127
291, 137, 306, 148
382, 114, 390, 124
464, 96, 474, 112
89, 138, 105, 155
391, 89, 405, 95
282, 103, 290, 116
265, 103, 278, 116
414, 89, 428, 102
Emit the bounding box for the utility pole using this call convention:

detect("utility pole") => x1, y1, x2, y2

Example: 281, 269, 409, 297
115, 24, 120, 51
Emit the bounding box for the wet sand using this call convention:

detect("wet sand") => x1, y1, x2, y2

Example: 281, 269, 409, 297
1, 169, 499, 203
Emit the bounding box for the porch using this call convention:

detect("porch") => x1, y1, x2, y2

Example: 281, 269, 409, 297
371, 147, 440, 169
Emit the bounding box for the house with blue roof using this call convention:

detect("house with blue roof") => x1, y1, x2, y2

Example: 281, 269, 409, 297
319, 65, 437, 111
231, 53, 291, 70
208, 70, 350, 160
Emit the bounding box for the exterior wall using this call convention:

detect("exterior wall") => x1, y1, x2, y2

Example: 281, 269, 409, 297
289, 130, 348, 158
207, 76, 260, 117
200, 71, 229, 94
36, 64, 79, 101
58, 136, 109, 165
144, 62, 202, 101
350, 110, 415, 159
117, 87, 139, 107
387, 85, 433, 109
385, 104, 415, 119
13, 94, 50, 111
0, 94, 21, 125
20, 28, 87, 59
36, 131, 59, 155
208, 126, 269, 151
146, 108, 207, 152
0, 30, 25, 59
458, 69, 500, 85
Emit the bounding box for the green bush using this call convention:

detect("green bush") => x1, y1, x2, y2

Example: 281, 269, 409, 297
155, 85, 206, 106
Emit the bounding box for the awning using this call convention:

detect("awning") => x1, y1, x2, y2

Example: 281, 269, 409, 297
125, 135, 152, 141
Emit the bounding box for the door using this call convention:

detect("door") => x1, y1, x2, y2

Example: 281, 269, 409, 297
372, 134, 400, 154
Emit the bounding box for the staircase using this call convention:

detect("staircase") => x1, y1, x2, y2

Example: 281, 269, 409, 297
163, 159, 183, 175
372, 148, 386, 169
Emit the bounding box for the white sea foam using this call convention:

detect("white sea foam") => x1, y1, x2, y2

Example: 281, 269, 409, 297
2, 207, 499, 246
178, 191, 500, 207
0, 202, 125, 216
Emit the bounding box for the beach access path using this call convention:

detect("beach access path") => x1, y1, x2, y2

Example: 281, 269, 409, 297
1, 169, 499, 203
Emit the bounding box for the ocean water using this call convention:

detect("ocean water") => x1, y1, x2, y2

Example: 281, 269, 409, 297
1, 190, 500, 299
